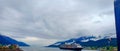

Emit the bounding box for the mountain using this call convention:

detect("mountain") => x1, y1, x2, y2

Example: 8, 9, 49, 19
47, 36, 117, 47
0, 34, 30, 46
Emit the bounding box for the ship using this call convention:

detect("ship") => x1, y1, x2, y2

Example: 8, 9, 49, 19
59, 43, 83, 51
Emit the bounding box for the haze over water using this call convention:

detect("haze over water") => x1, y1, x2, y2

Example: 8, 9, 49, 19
22, 47, 97, 51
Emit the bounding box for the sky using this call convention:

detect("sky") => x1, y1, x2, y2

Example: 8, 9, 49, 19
0, 0, 116, 46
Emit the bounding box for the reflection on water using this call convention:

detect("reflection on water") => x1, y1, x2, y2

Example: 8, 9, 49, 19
60, 50, 96, 51
60, 49, 86, 51
22, 47, 97, 51
67, 50, 82, 51
59, 49, 83, 51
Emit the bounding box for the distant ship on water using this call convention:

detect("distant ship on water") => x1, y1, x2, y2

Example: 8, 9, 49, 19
59, 43, 83, 51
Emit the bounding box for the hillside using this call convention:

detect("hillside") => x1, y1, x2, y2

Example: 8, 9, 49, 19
47, 36, 117, 48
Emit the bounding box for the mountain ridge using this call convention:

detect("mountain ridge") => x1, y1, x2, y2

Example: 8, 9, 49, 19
0, 34, 30, 46
47, 36, 117, 47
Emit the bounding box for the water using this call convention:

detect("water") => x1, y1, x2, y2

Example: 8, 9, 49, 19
21, 47, 97, 51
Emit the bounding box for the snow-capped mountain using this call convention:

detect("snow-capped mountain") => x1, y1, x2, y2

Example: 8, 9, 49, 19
47, 36, 117, 47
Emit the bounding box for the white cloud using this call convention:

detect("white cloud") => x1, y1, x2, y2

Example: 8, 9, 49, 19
0, 0, 116, 45
17, 36, 58, 46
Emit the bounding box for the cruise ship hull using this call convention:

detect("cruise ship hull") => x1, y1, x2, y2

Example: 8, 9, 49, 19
60, 47, 83, 50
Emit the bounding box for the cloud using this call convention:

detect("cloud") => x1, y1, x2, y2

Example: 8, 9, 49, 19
0, 0, 116, 45
17, 36, 58, 46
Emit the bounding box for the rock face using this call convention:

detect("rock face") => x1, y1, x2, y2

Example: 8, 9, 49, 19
0, 34, 29, 46
48, 36, 117, 47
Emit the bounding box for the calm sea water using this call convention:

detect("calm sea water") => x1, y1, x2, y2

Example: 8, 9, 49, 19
21, 47, 97, 51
